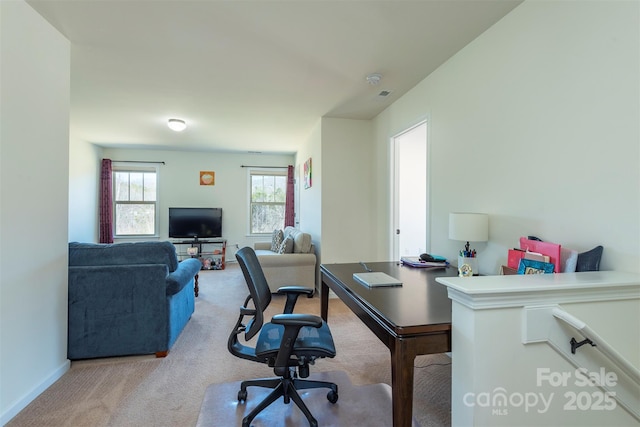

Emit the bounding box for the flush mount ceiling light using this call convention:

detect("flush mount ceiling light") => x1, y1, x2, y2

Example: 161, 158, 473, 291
365, 73, 382, 85
167, 118, 187, 132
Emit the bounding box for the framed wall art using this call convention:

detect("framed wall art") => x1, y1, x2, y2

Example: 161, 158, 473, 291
200, 171, 215, 186
303, 158, 312, 189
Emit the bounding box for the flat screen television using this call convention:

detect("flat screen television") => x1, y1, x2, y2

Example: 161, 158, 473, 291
169, 207, 222, 239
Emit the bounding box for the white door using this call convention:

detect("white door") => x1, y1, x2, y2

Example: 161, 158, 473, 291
392, 121, 428, 260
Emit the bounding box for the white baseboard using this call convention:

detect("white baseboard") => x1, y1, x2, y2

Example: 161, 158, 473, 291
1, 359, 70, 425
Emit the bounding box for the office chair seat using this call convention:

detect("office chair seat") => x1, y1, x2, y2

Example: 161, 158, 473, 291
256, 322, 336, 360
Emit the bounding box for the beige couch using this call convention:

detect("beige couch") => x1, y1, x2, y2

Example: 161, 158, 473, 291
254, 227, 316, 292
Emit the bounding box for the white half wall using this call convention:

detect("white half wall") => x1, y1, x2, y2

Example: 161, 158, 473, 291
438, 272, 640, 426
372, 0, 640, 274
1, 1, 71, 423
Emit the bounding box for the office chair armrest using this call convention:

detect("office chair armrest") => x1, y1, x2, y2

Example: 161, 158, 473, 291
271, 313, 322, 328
277, 286, 314, 296
271, 313, 324, 376
277, 286, 314, 314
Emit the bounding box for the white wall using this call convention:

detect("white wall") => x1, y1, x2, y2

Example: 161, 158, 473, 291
320, 118, 375, 263
68, 135, 101, 242
296, 121, 323, 257
372, 0, 640, 274
101, 147, 294, 257
0, 1, 71, 423
296, 117, 378, 266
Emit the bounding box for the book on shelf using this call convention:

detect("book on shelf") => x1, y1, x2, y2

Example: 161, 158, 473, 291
400, 256, 448, 268
523, 251, 550, 263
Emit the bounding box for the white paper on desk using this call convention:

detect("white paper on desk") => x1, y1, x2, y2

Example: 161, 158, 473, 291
353, 272, 402, 288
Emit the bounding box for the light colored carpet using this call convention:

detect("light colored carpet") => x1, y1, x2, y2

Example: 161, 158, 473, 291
7, 264, 451, 426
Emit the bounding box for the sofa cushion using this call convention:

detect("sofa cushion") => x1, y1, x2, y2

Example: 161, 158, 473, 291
270, 229, 284, 252
284, 226, 312, 253
69, 241, 179, 272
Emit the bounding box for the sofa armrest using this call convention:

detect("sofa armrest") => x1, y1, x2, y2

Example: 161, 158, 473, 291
254, 241, 272, 251
166, 258, 202, 295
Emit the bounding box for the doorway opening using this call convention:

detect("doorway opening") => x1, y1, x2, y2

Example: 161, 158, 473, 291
391, 121, 428, 261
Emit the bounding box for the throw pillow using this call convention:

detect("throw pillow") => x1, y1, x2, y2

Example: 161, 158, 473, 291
292, 231, 312, 253
270, 229, 284, 252
277, 236, 294, 254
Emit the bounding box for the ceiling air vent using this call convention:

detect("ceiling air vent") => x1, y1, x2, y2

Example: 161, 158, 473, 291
378, 90, 392, 97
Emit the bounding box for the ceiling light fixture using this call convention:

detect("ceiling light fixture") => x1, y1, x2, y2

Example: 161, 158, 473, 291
365, 73, 382, 86
167, 118, 187, 132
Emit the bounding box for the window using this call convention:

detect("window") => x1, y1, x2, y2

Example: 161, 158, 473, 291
113, 165, 158, 237
249, 170, 286, 234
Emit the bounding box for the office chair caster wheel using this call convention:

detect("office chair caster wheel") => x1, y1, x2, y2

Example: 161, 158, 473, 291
237, 389, 247, 402
327, 390, 338, 404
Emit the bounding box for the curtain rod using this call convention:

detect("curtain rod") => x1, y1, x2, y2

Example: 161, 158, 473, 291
241, 165, 288, 169
113, 160, 165, 165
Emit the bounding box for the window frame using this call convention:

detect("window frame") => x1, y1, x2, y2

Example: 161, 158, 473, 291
247, 168, 287, 236
112, 163, 160, 238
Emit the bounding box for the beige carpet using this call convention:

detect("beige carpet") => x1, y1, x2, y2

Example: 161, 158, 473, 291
7, 264, 451, 427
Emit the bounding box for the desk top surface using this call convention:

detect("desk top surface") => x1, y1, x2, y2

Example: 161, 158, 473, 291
321, 262, 459, 332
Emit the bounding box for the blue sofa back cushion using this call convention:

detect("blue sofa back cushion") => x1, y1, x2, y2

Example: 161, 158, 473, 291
69, 241, 179, 272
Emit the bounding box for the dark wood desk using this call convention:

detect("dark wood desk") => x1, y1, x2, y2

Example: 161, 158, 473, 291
320, 262, 458, 427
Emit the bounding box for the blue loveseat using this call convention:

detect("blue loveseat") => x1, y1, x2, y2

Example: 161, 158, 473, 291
68, 241, 202, 359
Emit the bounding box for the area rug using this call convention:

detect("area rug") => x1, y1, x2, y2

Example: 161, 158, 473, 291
196, 370, 419, 427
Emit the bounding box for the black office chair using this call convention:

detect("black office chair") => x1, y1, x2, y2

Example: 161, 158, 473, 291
228, 246, 338, 427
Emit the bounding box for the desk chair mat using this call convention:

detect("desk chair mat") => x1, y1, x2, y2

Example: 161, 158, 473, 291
196, 370, 420, 427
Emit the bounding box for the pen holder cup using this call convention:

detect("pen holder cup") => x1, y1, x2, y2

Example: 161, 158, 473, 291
458, 256, 479, 276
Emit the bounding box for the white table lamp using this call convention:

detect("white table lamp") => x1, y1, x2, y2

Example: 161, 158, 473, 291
449, 213, 489, 276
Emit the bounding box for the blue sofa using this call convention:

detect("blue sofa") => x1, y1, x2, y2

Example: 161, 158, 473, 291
68, 241, 202, 359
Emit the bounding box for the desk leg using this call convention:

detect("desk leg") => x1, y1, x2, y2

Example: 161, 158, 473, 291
391, 339, 417, 427
320, 280, 329, 321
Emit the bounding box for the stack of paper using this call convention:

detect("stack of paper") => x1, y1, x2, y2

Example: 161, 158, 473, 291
400, 257, 447, 268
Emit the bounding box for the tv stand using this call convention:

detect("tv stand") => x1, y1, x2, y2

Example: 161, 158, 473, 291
174, 239, 226, 270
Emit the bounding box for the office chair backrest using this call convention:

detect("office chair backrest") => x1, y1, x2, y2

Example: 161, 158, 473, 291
235, 246, 272, 340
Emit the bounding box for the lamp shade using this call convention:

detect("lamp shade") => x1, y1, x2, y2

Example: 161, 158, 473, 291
449, 213, 489, 242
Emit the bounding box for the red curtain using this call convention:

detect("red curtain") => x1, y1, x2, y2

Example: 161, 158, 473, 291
99, 159, 114, 243
284, 165, 295, 227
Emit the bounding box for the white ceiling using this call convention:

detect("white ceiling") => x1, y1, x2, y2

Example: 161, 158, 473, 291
27, 0, 522, 154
